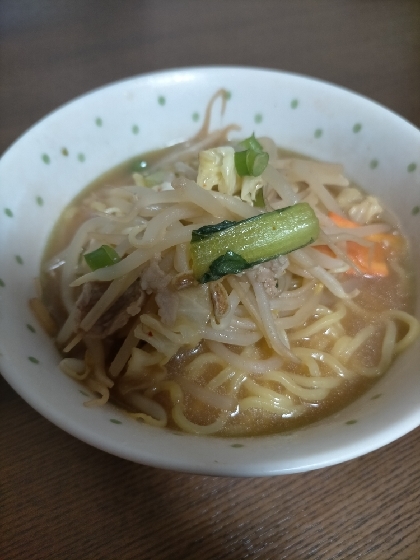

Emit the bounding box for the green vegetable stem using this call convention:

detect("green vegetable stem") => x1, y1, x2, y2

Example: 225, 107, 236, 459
190, 202, 320, 283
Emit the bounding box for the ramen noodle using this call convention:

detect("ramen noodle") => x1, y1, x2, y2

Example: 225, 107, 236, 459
34, 92, 419, 436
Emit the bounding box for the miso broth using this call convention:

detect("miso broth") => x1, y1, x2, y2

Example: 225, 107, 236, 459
37, 137, 419, 436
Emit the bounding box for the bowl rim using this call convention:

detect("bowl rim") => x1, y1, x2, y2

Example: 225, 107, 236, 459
1, 65, 419, 476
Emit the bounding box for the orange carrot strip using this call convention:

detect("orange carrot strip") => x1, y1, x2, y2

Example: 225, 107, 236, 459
322, 211, 389, 276
367, 233, 404, 251
313, 245, 335, 258
328, 212, 359, 229
329, 213, 403, 249
346, 241, 388, 277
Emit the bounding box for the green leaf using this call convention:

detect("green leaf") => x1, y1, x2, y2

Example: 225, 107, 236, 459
200, 251, 253, 282
191, 220, 237, 241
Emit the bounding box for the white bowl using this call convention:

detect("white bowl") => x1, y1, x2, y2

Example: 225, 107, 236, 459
0, 67, 419, 476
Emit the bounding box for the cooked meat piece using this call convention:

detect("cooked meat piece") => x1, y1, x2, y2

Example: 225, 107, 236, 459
140, 261, 171, 293
253, 256, 289, 297
156, 289, 179, 326
76, 279, 145, 338
209, 281, 229, 322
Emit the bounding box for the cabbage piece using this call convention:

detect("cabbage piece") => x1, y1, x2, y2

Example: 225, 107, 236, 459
337, 187, 364, 211
348, 196, 383, 224
172, 285, 211, 342
197, 146, 239, 195
240, 175, 266, 205
122, 348, 166, 388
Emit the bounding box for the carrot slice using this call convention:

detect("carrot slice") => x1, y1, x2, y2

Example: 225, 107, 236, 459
315, 211, 392, 277
328, 212, 359, 229
367, 233, 405, 251
346, 241, 388, 277
313, 244, 335, 258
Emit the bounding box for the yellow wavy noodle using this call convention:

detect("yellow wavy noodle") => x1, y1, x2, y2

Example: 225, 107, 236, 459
84, 379, 110, 407
128, 412, 167, 428
185, 352, 227, 380
385, 310, 420, 353
289, 302, 347, 341
37, 125, 419, 436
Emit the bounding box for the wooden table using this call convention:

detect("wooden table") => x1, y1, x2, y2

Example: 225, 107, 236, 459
1, 1, 420, 558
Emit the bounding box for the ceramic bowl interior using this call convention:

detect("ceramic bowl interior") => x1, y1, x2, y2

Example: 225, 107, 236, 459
0, 67, 419, 476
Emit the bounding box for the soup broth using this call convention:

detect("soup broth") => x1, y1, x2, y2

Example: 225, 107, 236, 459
38, 133, 418, 436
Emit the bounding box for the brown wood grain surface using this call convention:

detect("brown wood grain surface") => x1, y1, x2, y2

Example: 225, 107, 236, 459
1, 1, 420, 558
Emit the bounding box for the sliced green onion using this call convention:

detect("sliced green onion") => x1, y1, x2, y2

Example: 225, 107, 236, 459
240, 133, 264, 152
234, 151, 249, 176
235, 134, 269, 177
190, 202, 320, 282
234, 148, 269, 177
246, 150, 269, 176
84, 245, 121, 271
